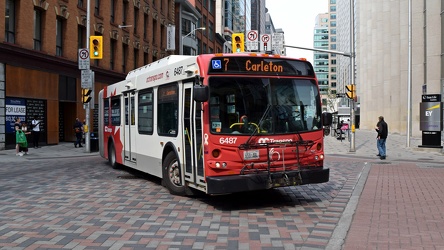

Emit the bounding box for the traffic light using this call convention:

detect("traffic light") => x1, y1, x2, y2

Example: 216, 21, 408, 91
346, 84, 356, 100
90, 36, 103, 59
82, 88, 92, 104
232, 33, 244, 52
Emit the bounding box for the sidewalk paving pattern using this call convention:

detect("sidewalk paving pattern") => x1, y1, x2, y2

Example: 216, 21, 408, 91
324, 129, 444, 249
0, 129, 443, 249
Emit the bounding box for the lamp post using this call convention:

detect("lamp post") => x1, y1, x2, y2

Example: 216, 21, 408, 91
181, 27, 205, 55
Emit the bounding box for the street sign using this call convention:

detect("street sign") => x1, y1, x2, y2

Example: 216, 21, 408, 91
246, 30, 258, 51
166, 25, 175, 51
81, 69, 93, 89
336, 93, 346, 98
260, 34, 272, 52
271, 33, 284, 54
78, 48, 90, 70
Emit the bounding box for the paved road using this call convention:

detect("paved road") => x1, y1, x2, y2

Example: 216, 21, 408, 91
0, 129, 443, 249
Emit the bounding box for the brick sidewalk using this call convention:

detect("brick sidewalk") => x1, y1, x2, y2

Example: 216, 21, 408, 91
343, 162, 444, 249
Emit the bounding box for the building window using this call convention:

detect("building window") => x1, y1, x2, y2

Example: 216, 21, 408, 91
77, 25, 86, 49
123, 0, 128, 26
152, 19, 157, 45
197, 39, 202, 54
110, 39, 116, 70
209, 21, 214, 41
122, 44, 128, 72
143, 52, 148, 65
161, 25, 165, 48
5, 0, 16, 43
134, 8, 139, 34
143, 14, 148, 40
59, 75, 77, 101
134, 48, 139, 69
110, 0, 116, 23
78, 0, 84, 8
203, 16, 207, 36
56, 18, 64, 56
209, 0, 214, 14
183, 46, 197, 56
94, 0, 100, 16
34, 9, 42, 51
182, 19, 196, 37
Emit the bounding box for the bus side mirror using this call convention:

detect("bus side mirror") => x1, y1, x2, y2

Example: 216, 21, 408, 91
322, 112, 332, 126
193, 85, 209, 102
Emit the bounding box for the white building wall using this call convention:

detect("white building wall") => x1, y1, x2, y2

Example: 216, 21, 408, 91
357, 0, 442, 137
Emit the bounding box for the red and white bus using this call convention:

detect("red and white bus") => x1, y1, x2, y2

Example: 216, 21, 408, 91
98, 53, 332, 195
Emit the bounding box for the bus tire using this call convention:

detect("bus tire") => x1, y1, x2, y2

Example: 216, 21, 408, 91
162, 152, 187, 196
108, 144, 119, 169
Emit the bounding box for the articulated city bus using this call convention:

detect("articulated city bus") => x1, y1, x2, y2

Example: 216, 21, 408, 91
98, 53, 332, 195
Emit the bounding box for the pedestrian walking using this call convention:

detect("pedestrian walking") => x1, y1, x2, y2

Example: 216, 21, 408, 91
375, 116, 388, 159
14, 119, 30, 156
73, 118, 83, 148
31, 116, 41, 148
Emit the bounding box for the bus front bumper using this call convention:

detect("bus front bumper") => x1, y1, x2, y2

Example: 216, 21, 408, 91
205, 168, 329, 195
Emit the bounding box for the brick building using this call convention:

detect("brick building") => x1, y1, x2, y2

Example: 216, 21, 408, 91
0, 0, 207, 150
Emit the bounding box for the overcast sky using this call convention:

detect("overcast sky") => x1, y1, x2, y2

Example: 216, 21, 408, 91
265, 0, 328, 63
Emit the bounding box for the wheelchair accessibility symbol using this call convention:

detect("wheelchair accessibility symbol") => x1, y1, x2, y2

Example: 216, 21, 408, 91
211, 60, 222, 69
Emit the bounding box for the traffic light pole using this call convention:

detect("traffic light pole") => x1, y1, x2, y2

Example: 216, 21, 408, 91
84, 0, 91, 153
349, 0, 356, 152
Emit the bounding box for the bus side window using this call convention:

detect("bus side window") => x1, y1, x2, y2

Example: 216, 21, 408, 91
158, 84, 178, 136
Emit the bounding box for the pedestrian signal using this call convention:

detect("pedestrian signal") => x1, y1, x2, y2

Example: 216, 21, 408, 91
232, 33, 244, 53
90, 36, 103, 59
82, 88, 92, 104
346, 85, 356, 100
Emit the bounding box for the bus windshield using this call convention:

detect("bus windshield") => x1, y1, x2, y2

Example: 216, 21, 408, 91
208, 77, 322, 135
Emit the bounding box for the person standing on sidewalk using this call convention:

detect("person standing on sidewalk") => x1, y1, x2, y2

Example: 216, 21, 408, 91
31, 116, 41, 149
375, 116, 388, 160
73, 118, 83, 148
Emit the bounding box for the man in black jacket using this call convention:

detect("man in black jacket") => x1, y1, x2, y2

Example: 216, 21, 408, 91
375, 116, 388, 159
73, 118, 83, 148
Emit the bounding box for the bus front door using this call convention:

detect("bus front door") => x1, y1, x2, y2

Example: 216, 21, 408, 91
124, 94, 136, 163
183, 83, 205, 187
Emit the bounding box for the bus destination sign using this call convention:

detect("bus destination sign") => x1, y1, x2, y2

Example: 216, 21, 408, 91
208, 57, 314, 76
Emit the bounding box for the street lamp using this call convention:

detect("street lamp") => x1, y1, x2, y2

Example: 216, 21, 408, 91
118, 24, 132, 29
181, 27, 205, 55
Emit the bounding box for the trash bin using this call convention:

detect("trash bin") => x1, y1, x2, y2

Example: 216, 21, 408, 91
90, 132, 99, 152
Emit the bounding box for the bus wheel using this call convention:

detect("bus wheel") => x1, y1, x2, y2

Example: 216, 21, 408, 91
108, 144, 119, 169
163, 152, 186, 196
